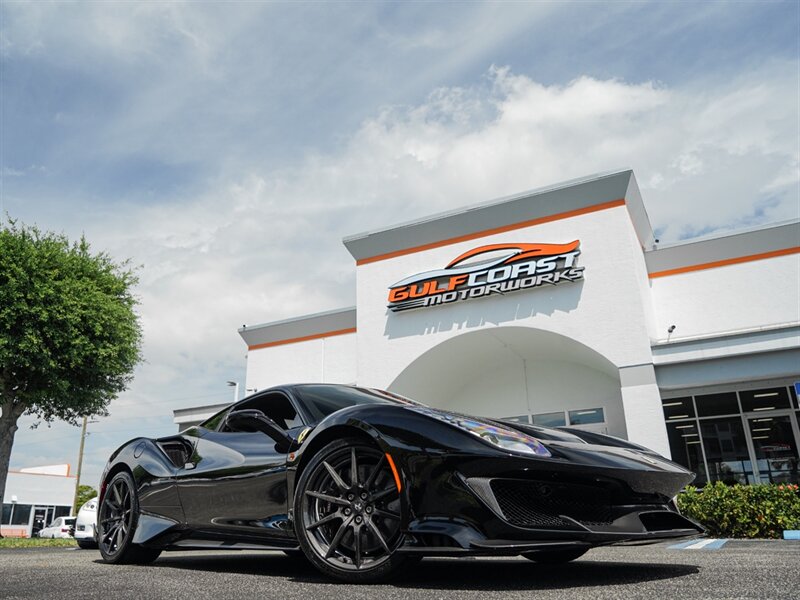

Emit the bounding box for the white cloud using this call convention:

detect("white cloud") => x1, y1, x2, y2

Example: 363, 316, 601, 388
90, 61, 798, 377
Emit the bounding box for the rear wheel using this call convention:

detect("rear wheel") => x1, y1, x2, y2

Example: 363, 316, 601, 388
294, 439, 411, 583
98, 471, 161, 565
522, 548, 589, 564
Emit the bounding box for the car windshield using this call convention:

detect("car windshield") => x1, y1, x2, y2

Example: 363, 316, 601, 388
295, 385, 423, 424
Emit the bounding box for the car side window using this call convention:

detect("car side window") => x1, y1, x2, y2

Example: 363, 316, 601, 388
201, 407, 230, 432
234, 393, 304, 431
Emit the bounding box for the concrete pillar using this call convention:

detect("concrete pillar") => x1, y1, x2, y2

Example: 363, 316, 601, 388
619, 364, 670, 458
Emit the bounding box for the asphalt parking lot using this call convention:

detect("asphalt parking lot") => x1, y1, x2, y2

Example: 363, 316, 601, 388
1, 540, 798, 600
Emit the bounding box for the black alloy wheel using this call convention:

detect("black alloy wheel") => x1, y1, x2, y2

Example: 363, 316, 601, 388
294, 439, 412, 583
97, 471, 161, 564
522, 547, 589, 563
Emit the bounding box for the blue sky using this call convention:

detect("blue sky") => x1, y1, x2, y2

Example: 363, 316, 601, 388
2, 1, 798, 489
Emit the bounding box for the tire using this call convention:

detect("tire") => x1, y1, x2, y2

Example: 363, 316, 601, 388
76, 539, 98, 550
522, 548, 589, 564
97, 471, 162, 565
293, 438, 412, 583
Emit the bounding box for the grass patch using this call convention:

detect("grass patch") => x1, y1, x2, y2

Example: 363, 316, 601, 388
0, 537, 77, 548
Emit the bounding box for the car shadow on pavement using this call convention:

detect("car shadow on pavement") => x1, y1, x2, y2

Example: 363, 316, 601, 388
393, 558, 700, 591
136, 552, 701, 590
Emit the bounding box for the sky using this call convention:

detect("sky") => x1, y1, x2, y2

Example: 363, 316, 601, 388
1, 1, 798, 490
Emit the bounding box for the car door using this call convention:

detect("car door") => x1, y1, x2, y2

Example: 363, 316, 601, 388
174, 391, 304, 541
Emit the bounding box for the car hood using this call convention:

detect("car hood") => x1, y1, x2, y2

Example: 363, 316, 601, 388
403, 404, 668, 459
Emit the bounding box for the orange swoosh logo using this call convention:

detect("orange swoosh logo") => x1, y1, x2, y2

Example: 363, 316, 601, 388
446, 241, 580, 269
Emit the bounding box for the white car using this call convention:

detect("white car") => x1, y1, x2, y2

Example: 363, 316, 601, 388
73, 497, 98, 549
38, 516, 76, 539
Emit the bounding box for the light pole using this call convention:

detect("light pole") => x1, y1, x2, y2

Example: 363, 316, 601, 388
227, 381, 239, 403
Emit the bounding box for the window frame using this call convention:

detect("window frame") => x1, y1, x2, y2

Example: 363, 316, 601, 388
662, 384, 800, 486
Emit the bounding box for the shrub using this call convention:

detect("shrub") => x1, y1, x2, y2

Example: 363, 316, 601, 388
677, 482, 800, 538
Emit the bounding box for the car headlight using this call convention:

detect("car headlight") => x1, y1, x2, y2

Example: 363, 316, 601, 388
414, 408, 551, 457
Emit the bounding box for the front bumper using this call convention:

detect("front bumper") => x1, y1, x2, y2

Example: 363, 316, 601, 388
74, 513, 97, 541
74, 524, 96, 541
398, 445, 703, 553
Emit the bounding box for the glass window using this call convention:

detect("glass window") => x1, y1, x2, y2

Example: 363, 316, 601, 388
789, 384, 798, 409
2, 504, 11, 525
662, 397, 695, 420
568, 407, 604, 425
237, 393, 304, 430
740, 388, 791, 412
666, 422, 707, 485
201, 407, 231, 432
503, 415, 531, 424
54, 506, 72, 519
695, 392, 739, 417
532, 412, 566, 427
10, 504, 31, 525
747, 415, 799, 484
700, 417, 755, 484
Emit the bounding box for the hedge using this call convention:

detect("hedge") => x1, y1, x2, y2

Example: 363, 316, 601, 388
677, 482, 800, 538
0, 538, 77, 548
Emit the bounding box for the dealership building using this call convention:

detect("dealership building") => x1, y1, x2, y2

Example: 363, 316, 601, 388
175, 169, 800, 486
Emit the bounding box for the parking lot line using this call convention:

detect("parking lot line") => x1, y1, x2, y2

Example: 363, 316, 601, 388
668, 538, 727, 550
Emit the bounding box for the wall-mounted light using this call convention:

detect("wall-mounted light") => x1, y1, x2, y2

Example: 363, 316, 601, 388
226, 381, 240, 402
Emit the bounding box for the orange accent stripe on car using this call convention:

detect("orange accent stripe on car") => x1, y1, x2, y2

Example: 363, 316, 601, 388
648, 246, 800, 279
356, 198, 625, 265
248, 327, 356, 351
385, 453, 402, 492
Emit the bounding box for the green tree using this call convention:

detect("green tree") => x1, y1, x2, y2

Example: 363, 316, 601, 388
0, 220, 142, 537
74, 484, 98, 513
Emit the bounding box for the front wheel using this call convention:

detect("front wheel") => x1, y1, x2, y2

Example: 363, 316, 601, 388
294, 439, 412, 583
97, 471, 161, 565
522, 548, 589, 564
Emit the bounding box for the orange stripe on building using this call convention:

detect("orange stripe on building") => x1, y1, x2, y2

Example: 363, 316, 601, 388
356, 198, 626, 265
648, 246, 800, 279
247, 327, 357, 351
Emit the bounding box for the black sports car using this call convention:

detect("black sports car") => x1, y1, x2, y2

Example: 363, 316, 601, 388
98, 384, 702, 582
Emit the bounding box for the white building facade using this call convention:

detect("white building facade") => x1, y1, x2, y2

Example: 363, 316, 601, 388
1, 464, 75, 538
177, 170, 800, 487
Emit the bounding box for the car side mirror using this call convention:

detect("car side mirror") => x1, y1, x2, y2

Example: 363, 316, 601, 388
225, 409, 293, 452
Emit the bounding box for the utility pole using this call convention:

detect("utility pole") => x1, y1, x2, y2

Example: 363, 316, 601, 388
72, 416, 88, 515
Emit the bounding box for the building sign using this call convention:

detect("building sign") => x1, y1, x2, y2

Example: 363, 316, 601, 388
387, 241, 584, 312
